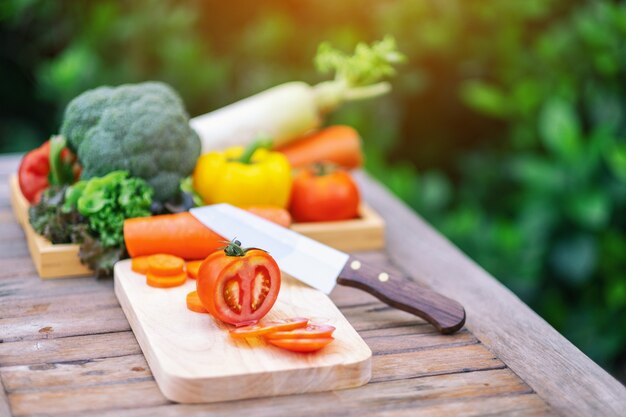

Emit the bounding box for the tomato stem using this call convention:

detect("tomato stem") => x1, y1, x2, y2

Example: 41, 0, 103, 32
313, 162, 337, 176
220, 239, 266, 257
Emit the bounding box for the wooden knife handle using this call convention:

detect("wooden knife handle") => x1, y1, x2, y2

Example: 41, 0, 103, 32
337, 256, 466, 334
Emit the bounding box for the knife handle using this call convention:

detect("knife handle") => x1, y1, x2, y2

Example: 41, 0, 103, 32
337, 256, 466, 334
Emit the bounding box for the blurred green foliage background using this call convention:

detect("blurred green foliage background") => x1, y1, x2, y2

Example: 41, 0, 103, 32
1, 0, 625, 380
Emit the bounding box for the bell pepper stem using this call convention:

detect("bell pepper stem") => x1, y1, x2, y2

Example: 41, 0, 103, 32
48, 135, 74, 186
238, 136, 273, 164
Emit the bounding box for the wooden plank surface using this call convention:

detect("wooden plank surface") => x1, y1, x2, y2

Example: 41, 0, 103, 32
114, 260, 371, 403
0, 153, 620, 416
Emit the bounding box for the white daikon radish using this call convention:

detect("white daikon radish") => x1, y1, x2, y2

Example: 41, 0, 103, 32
191, 36, 404, 153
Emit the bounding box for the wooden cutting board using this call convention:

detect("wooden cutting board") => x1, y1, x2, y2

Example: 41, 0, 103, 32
113, 259, 372, 403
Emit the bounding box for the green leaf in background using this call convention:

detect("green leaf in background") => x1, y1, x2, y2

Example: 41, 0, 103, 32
550, 234, 598, 285
460, 81, 509, 117
539, 98, 582, 161
510, 155, 566, 192
566, 190, 611, 230
417, 171, 452, 213
605, 143, 626, 182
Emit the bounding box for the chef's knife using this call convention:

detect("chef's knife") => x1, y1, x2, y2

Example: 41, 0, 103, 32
190, 204, 466, 334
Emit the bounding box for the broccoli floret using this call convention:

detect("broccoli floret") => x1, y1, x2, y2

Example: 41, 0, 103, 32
60, 82, 200, 202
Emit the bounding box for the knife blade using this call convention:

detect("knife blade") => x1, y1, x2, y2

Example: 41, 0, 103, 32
190, 204, 466, 334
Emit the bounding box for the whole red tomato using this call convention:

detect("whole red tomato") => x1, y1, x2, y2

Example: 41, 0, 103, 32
196, 240, 281, 326
289, 166, 360, 222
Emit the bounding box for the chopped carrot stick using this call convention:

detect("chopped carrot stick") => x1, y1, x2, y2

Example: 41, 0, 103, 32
148, 254, 185, 276
146, 271, 187, 288
131, 256, 151, 275
186, 291, 207, 313
186, 260, 203, 279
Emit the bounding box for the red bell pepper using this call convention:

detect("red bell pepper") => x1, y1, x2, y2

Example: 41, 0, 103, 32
18, 136, 79, 204
18, 141, 52, 204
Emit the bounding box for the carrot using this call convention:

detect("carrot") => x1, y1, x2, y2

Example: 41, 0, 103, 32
124, 212, 224, 259
245, 206, 292, 228
276, 126, 363, 169
146, 271, 187, 288
131, 256, 151, 275
186, 291, 207, 313
148, 254, 185, 276
186, 260, 203, 279
124, 209, 293, 260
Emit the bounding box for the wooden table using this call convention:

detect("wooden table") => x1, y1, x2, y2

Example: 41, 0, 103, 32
0, 154, 624, 417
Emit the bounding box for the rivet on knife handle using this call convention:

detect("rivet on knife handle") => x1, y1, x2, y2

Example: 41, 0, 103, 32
337, 256, 466, 334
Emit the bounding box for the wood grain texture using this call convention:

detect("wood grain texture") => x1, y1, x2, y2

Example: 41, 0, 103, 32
291, 204, 385, 252
0, 376, 11, 417
338, 255, 465, 333
356, 171, 626, 417
114, 260, 371, 403
0, 336, 497, 395
58, 395, 555, 417
6, 368, 529, 416
48, 369, 540, 417
0, 332, 141, 367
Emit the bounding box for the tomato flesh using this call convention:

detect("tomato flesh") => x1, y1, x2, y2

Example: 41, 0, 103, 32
267, 337, 334, 353
229, 318, 309, 339
264, 324, 336, 340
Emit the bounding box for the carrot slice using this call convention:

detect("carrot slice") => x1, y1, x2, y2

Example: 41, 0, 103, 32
148, 254, 184, 276
186, 291, 207, 313
131, 256, 151, 275
146, 271, 187, 288
185, 260, 203, 279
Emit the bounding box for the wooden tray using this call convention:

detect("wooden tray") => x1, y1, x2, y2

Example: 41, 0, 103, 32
114, 259, 372, 403
9, 174, 385, 279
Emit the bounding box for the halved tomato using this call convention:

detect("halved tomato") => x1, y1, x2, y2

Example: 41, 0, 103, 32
197, 240, 281, 326
267, 337, 334, 353
229, 318, 309, 339
263, 324, 335, 340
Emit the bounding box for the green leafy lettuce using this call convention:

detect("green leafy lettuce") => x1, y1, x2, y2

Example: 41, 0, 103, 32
29, 170, 153, 277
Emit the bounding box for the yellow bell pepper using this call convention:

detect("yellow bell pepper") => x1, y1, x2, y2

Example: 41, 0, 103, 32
193, 141, 292, 208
